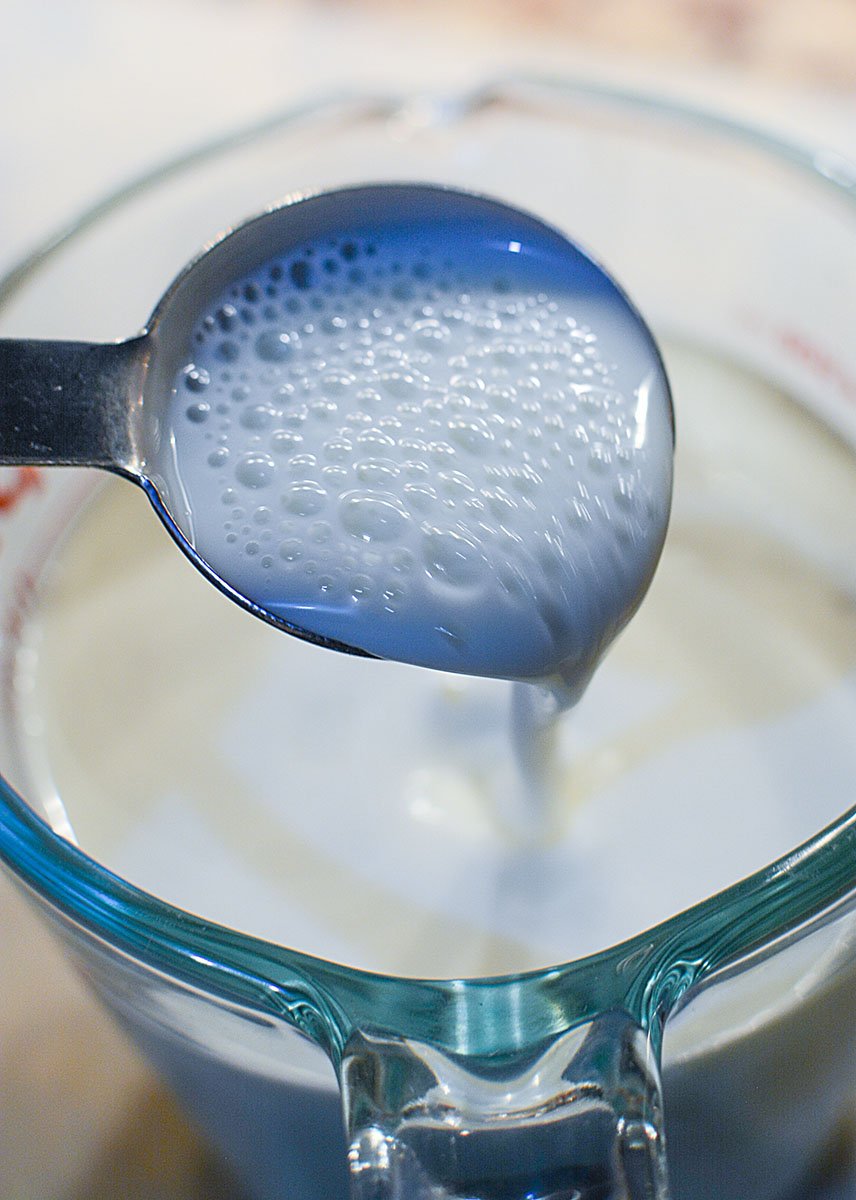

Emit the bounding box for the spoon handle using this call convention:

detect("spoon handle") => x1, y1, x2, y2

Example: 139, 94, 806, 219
0, 336, 147, 476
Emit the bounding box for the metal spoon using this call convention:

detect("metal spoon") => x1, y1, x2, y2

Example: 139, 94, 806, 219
0, 183, 674, 672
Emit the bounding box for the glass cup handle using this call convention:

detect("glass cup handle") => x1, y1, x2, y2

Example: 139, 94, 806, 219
338, 1009, 669, 1200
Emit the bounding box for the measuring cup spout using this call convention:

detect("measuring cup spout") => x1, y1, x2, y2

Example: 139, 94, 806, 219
0, 336, 147, 475
339, 1010, 670, 1200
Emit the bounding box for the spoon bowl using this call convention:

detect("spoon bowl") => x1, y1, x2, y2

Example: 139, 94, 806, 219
0, 183, 674, 679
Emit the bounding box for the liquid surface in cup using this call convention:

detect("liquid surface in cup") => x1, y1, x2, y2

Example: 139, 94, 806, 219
157, 213, 673, 686
21, 342, 856, 977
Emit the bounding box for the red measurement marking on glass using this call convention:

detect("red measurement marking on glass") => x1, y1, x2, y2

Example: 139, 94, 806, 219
0, 467, 42, 514
778, 328, 856, 404
740, 310, 856, 408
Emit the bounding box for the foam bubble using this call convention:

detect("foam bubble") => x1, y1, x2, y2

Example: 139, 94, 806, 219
235, 454, 276, 489
255, 330, 295, 362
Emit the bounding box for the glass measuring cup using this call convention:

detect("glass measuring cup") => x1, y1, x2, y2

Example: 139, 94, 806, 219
2, 77, 856, 1200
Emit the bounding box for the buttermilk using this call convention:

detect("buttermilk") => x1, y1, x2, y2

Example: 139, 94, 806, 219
157, 207, 673, 807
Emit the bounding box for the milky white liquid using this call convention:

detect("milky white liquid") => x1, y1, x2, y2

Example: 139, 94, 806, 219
19, 343, 856, 979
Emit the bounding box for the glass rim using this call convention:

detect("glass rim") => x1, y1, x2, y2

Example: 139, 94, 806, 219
1, 73, 855, 1047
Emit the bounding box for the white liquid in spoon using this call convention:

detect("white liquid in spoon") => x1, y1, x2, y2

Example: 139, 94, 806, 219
155, 212, 673, 699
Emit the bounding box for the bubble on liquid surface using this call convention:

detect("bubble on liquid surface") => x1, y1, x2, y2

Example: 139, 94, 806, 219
160, 199, 673, 680
182, 365, 210, 393
235, 453, 276, 489
340, 492, 409, 543
255, 329, 295, 363
186, 402, 210, 424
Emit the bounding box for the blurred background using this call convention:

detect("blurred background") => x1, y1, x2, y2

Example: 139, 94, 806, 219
1, 0, 856, 274
0, 1, 855, 1196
